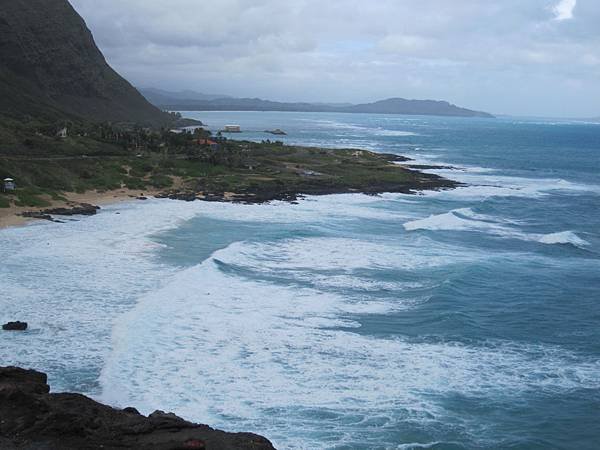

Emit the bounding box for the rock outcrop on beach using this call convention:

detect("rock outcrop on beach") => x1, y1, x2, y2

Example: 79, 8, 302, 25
0, 367, 276, 450
19, 203, 101, 222
0, 0, 169, 125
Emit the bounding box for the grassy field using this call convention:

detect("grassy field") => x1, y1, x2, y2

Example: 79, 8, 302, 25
0, 139, 456, 208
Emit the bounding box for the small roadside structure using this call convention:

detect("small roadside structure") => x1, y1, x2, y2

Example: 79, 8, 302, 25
56, 127, 68, 138
222, 125, 241, 133
3, 177, 16, 192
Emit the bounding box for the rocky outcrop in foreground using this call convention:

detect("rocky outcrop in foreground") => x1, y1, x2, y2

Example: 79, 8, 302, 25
0, 367, 276, 450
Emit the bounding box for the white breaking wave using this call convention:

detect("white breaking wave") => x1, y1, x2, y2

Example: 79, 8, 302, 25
404, 208, 484, 232
374, 128, 419, 137
538, 231, 590, 247
218, 236, 480, 272
1, 111, 599, 450
0, 191, 597, 450
308, 119, 418, 137
396, 443, 445, 450
424, 171, 600, 201
0, 199, 206, 393
98, 238, 600, 450
404, 208, 590, 248
458, 207, 528, 226
402, 153, 494, 175
188, 192, 415, 224
399, 152, 600, 201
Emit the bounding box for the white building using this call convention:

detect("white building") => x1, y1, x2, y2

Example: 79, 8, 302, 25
3, 178, 16, 191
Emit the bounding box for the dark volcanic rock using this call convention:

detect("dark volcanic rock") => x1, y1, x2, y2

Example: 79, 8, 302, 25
43, 203, 100, 216
381, 153, 412, 162
202, 193, 227, 202
0, 367, 276, 450
2, 322, 28, 331
19, 212, 55, 222
156, 191, 199, 202
406, 164, 459, 170
21, 203, 100, 220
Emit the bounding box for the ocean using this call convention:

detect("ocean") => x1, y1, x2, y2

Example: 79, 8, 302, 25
1, 112, 599, 450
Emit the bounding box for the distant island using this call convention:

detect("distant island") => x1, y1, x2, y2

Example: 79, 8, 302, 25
140, 88, 495, 118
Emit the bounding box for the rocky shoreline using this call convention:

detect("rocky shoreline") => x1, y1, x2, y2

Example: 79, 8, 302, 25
2, 159, 460, 227
156, 166, 459, 205
0, 367, 275, 450
20, 203, 100, 222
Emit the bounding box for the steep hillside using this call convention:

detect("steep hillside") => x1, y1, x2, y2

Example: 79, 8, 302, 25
0, 0, 168, 125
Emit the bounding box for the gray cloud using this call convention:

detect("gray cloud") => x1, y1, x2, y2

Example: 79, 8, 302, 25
70, 0, 600, 117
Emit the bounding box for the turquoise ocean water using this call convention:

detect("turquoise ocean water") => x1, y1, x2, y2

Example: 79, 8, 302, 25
1, 112, 599, 449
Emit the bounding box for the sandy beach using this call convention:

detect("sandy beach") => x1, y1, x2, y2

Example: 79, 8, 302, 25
0, 188, 160, 230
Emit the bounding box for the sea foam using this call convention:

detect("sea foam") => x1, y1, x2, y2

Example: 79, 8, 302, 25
98, 237, 600, 449
403, 208, 590, 248
1, 190, 598, 450
538, 230, 590, 247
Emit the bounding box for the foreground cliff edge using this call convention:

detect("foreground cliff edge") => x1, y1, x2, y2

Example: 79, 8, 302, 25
0, 367, 276, 450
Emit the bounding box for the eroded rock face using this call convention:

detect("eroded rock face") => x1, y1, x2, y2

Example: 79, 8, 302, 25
0, 367, 276, 450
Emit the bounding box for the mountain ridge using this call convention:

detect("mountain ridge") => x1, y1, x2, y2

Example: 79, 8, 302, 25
142, 89, 495, 118
140, 88, 232, 105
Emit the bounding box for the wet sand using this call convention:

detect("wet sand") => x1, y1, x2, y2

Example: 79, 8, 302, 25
0, 188, 160, 230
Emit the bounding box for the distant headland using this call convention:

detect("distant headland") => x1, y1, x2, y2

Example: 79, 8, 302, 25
140, 88, 495, 118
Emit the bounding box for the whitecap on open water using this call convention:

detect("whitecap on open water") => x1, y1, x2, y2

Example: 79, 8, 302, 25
1, 113, 599, 450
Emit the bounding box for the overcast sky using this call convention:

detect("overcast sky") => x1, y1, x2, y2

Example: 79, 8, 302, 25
69, 0, 599, 117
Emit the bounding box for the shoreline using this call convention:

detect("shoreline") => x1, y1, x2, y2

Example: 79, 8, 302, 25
0, 168, 458, 231
0, 180, 457, 232
1, 143, 460, 231
0, 188, 161, 230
